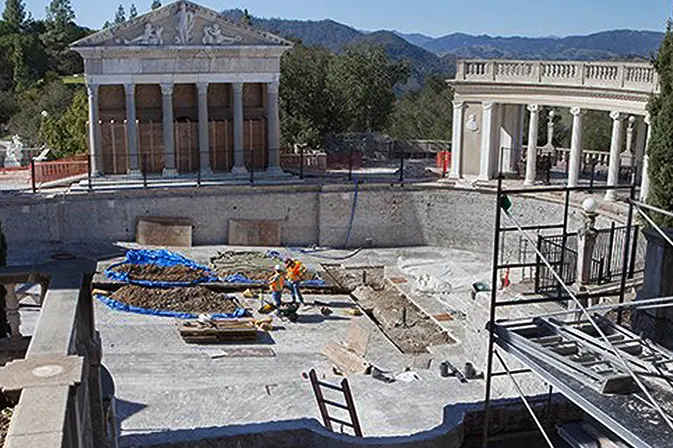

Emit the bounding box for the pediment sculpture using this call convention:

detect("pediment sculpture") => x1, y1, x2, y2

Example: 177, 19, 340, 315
203, 24, 242, 45
122, 22, 164, 45
175, 2, 195, 44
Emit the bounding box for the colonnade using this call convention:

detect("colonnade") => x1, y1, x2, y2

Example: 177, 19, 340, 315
86, 80, 282, 177
451, 101, 651, 201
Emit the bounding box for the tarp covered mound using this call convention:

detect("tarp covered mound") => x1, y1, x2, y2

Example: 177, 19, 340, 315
95, 294, 247, 319
105, 249, 219, 288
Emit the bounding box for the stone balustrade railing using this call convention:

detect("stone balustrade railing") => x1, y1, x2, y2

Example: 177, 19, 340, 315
456, 60, 659, 93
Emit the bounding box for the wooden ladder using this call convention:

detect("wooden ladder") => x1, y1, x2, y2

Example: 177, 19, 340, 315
306, 368, 363, 437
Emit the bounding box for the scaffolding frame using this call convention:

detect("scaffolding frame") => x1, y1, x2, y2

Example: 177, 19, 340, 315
481, 177, 637, 448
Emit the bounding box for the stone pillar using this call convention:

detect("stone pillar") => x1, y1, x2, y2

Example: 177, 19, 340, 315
634, 116, 647, 176
196, 82, 212, 176
231, 82, 247, 174
640, 114, 652, 202
524, 104, 539, 186
86, 82, 101, 176
160, 83, 177, 177
266, 81, 283, 174
450, 100, 465, 179
124, 83, 140, 176
576, 210, 597, 286
499, 105, 516, 174
5, 285, 20, 340
478, 102, 495, 181
546, 110, 555, 147
605, 111, 625, 201
512, 104, 525, 169
567, 107, 583, 188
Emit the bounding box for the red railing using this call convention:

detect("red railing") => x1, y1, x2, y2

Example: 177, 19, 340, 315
32, 155, 88, 184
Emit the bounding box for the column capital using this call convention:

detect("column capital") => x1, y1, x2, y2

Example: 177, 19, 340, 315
483, 102, 494, 111
610, 111, 625, 121
644, 113, 651, 126
570, 107, 583, 116
196, 82, 209, 96
452, 100, 466, 109
527, 104, 539, 113
160, 82, 173, 95
124, 83, 135, 96
86, 82, 98, 98
267, 81, 280, 95
233, 82, 243, 95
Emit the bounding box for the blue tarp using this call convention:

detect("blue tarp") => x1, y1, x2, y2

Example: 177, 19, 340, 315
95, 294, 247, 319
105, 249, 219, 288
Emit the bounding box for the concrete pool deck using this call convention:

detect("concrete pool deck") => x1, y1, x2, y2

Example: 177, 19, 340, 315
80, 244, 564, 447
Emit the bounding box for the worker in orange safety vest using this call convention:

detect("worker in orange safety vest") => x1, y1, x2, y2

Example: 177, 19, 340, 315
268, 264, 285, 309
284, 258, 306, 305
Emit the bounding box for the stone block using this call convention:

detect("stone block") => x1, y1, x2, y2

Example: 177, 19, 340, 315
228, 219, 281, 246
136, 217, 193, 247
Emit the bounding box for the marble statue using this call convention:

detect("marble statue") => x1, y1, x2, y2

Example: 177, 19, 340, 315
202, 24, 242, 45
175, 3, 195, 45
4, 135, 23, 168
125, 23, 163, 45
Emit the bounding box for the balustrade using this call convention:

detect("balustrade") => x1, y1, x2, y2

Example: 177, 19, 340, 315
456, 59, 658, 93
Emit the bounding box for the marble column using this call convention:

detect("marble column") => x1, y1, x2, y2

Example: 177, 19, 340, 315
524, 104, 539, 186
513, 104, 525, 169
231, 82, 247, 174
266, 81, 283, 174
478, 102, 495, 181
124, 83, 140, 176
634, 116, 647, 178
450, 100, 465, 179
605, 111, 625, 201
197, 82, 212, 176
567, 107, 584, 188
86, 82, 101, 176
640, 114, 652, 202
160, 83, 177, 177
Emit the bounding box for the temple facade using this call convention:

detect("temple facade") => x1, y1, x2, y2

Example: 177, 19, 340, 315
72, 1, 292, 178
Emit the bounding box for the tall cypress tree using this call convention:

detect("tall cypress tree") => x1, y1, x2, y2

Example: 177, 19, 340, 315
0, 222, 7, 338
647, 19, 673, 228
150, 0, 161, 10
3, 0, 26, 30
129, 4, 138, 19
114, 5, 126, 24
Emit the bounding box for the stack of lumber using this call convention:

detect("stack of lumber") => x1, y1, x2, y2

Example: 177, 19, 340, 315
179, 319, 267, 344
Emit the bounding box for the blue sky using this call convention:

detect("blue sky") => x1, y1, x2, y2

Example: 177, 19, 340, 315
23, 0, 672, 37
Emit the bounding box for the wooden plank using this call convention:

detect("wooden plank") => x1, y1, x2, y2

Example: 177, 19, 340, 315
346, 323, 370, 358
321, 342, 369, 374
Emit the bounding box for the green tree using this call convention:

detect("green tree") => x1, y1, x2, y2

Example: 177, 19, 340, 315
241, 8, 251, 26
114, 5, 126, 24
46, 0, 74, 26
646, 19, 673, 227
387, 74, 453, 140
279, 44, 335, 147
150, 0, 161, 10
3, 0, 26, 30
102, 20, 112, 29
328, 43, 409, 133
129, 4, 138, 19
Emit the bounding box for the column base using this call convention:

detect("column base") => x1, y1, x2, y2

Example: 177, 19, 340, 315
199, 167, 214, 178
448, 172, 462, 180
523, 178, 535, 186
162, 167, 178, 178
604, 190, 617, 202
477, 174, 491, 182
231, 165, 248, 175
265, 166, 286, 176
128, 169, 142, 179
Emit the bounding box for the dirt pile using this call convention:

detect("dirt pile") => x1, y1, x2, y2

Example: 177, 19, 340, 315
110, 285, 239, 315
111, 264, 211, 283
211, 251, 319, 282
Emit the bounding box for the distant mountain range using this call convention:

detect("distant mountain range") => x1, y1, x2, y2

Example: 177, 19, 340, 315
222, 10, 663, 90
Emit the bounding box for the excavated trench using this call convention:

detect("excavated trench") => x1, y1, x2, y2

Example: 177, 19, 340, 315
324, 265, 454, 354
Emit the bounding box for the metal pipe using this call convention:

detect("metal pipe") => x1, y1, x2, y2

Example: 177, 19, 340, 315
494, 350, 556, 448
30, 159, 36, 193
481, 176, 504, 448
630, 200, 673, 220
636, 208, 673, 250
503, 184, 633, 195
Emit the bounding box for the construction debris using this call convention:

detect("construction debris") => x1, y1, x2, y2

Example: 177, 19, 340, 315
179, 319, 266, 344
321, 343, 370, 374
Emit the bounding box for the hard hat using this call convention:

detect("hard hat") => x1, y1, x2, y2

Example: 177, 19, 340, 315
274, 264, 282, 271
